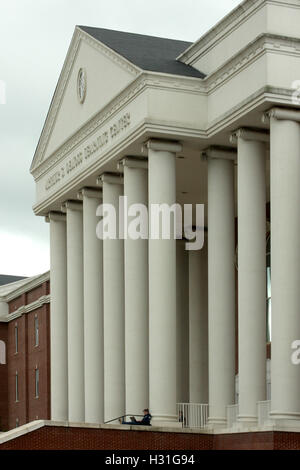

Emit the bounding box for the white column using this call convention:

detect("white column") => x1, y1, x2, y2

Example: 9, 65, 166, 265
189, 239, 208, 404
147, 139, 182, 424
119, 157, 149, 416
268, 109, 300, 421
234, 129, 267, 425
176, 240, 189, 404
100, 173, 125, 423
65, 201, 84, 423
81, 188, 104, 424
49, 212, 68, 421
206, 148, 236, 427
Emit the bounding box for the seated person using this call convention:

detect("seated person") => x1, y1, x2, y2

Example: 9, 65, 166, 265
120, 408, 152, 426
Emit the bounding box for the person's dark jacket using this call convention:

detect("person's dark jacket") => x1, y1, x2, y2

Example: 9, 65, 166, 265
140, 413, 152, 426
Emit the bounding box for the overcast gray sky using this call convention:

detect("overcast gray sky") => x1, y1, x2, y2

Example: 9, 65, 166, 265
0, 0, 241, 276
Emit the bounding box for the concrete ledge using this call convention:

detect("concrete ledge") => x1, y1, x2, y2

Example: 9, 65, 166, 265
2, 418, 300, 447
0, 420, 45, 445
2, 422, 300, 450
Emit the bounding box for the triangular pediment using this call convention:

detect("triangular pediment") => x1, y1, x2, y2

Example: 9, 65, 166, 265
31, 26, 141, 173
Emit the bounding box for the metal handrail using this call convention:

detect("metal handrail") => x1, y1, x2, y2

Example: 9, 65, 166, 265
177, 403, 209, 429
104, 414, 144, 425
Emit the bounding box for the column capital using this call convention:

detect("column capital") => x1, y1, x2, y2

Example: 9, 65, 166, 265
96, 173, 124, 186
46, 211, 66, 223
230, 128, 269, 144
262, 107, 300, 123
77, 187, 102, 200
202, 146, 236, 161
61, 200, 83, 212
117, 156, 148, 171
144, 139, 182, 154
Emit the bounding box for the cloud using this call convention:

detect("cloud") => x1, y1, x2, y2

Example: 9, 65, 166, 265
0, 231, 49, 277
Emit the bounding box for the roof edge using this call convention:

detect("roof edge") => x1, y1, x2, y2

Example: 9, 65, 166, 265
177, 0, 263, 63
0, 271, 50, 302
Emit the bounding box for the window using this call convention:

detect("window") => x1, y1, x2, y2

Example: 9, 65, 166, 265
15, 324, 18, 354
0, 340, 6, 365
34, 315, 39, 347
35, 368, 39, 398
16, 418, 19, 428
266, 234, 271, 342
15, 372, 19, 402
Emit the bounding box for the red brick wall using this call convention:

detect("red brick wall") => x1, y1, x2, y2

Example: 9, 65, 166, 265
26, 305, 50, 423
6, 281, 50, 430
26, 282, 48, 305
0, 323, 8, 431
8, 315, 27, 429
0, 426, 214, 450
1, 427, 300, 450
9, 295, 26, 314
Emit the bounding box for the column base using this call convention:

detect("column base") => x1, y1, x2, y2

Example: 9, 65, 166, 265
207, 417, 227, 429
270, 411, 300, 421
237, 415, 258, 428
269, 411, 300, 429
151, 415, 182, 428
269, 417, 300, 432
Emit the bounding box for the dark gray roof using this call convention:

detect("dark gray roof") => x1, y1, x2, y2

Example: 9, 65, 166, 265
0, 275, 26, 286
78, 26, 205, 79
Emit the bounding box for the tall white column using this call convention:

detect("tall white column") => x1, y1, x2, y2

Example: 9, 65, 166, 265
48, 212, 68, 421
99, 173, 125, 423
119, 157, 149, 416
81, 188, 104, 424
206, 148, 236, 427
189, 239, 208, 404
233, 129, 267, 425
65, 201, 84, 423
268, 109, 300, 421
147, 139, 182, 424
176, 240, 189, 404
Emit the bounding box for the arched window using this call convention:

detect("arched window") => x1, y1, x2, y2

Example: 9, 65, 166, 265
0, 340, 5, 365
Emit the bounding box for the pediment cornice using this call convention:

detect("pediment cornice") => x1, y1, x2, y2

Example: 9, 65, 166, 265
206, 33, 300, 92
177, 0, 300, 65
177, 0, 264, 64
31, 30, 300, 181
30, 26, 141, 175
31, 71, 205, 181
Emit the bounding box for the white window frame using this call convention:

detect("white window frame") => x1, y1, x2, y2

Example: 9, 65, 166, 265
15, 371, 19, 402
0, 340, 6, 365
15, 323, 18, 354
34, 315, 39, 347
35, 368, 39, 398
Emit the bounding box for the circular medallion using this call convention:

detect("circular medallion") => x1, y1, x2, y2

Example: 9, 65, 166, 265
77, 68, 87, 104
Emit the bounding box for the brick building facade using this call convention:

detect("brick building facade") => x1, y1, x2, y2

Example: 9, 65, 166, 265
0, 323, 8, 431
0, 267, 269, 433
0, 273, 50, 431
